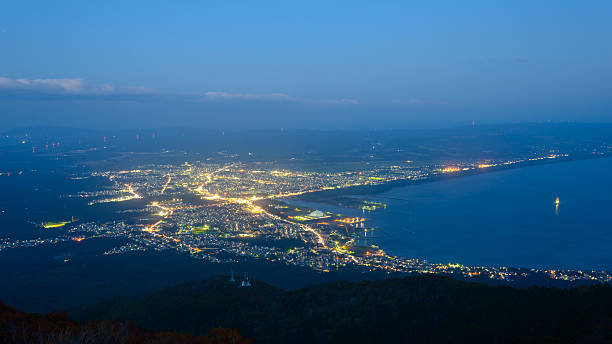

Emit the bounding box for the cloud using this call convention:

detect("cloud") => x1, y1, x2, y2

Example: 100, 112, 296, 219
0, 77, 87, 93
203, 91, 360, 105
392, 98, 446, 106
203, 91, 296, 102
317, 98, 359, 105
0, 76, 157, 100
0, 76, 359, 106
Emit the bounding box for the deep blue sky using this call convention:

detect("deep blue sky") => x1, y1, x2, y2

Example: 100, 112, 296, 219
1, 1, 611, 130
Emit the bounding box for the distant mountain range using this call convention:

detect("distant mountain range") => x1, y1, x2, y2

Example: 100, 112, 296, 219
3, 123, 612, 163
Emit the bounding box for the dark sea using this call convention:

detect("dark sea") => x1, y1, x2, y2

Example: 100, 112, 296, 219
291, 157, 612, 271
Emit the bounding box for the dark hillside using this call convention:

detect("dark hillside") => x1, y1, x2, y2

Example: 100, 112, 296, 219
76, 275, 612, 343
0, 300, 250, 343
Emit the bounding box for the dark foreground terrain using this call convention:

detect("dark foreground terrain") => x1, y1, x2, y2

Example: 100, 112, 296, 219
0, 301, 250, 343
68, 275, 612, 344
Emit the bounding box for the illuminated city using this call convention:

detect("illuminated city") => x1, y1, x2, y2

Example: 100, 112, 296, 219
2, 151, 610, 285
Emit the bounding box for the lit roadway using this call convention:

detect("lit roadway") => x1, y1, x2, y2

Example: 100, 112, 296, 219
189, 164, 329, 247
160, 175, 171, 194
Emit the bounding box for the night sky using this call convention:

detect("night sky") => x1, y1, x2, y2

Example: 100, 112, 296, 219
1, 1, 611, 130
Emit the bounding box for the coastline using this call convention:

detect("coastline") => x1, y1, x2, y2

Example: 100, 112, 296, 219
295, 153, 611, 205
287, 153, 612, 274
